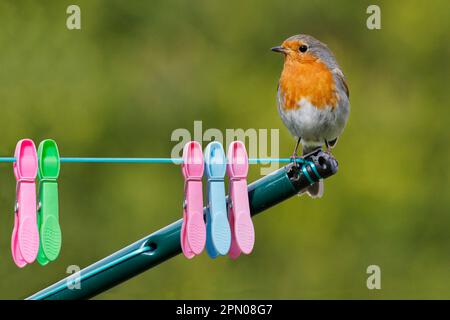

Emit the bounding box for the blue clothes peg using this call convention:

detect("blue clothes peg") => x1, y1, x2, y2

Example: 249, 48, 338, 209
204, 142, 231, 258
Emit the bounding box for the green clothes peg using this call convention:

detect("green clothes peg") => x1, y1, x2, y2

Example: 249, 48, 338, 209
37, 139, 62, 265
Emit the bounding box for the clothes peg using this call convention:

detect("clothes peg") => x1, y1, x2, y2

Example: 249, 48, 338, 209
181, 141, 206, 258
204, 142, 231, 258
11, 139, 39, 267
36, 139, 62, 265
227, 141, 254, 259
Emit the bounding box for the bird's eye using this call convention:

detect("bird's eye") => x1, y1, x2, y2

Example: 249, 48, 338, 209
299, 45, 308, 53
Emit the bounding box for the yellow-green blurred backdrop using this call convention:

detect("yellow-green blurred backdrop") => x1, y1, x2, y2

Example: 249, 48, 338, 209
0, 0, 448, 299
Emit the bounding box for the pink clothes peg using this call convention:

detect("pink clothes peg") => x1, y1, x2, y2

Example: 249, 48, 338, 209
11, 139, 39, 267
181, 141, 206, 258
227, 141, 254, 259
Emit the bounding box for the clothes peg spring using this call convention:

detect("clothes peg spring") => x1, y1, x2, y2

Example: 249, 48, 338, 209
204, 142, 231, 258
181, 141, 206, 258
37, 139, 62, 265
227, 141, 254, 259
11, 139, 39, 267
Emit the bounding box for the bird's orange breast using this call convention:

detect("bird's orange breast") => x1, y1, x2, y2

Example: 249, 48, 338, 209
279, 58, 337, 110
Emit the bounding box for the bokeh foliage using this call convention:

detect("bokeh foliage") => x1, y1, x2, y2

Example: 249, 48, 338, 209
0, 0, 448, 299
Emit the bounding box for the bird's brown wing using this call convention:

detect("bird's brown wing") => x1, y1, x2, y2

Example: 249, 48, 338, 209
333, 68, 349, 99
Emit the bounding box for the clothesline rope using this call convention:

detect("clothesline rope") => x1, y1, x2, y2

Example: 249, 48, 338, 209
0, 157, 309, 164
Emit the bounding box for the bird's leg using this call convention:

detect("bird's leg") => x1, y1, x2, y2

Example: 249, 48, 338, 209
291, 137, 302, 167
324, 139, 332, 155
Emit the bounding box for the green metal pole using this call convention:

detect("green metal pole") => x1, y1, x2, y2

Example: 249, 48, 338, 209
27, 150, 338, 300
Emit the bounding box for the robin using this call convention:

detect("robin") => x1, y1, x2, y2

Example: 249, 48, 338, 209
272, 34, 350, 198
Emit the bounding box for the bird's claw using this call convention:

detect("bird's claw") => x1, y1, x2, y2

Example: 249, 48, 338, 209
290, 154, 304, 167
324, 148, 333, 157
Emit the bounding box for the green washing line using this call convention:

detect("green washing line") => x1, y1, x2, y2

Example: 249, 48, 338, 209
27, 150, 338, 300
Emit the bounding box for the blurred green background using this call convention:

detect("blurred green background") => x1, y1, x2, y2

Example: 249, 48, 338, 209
0, 0, 449, 299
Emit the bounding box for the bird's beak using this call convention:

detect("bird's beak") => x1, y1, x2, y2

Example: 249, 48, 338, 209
271, 46, 286, 53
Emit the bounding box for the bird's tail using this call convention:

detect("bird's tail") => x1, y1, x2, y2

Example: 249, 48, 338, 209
302, 145, 324, 198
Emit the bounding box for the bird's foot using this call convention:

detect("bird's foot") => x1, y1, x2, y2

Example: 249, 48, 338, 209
324, 140, 333, 156
290, 154, 304, 167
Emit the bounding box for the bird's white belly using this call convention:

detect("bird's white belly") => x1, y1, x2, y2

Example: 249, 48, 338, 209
278, 97, 349, 146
